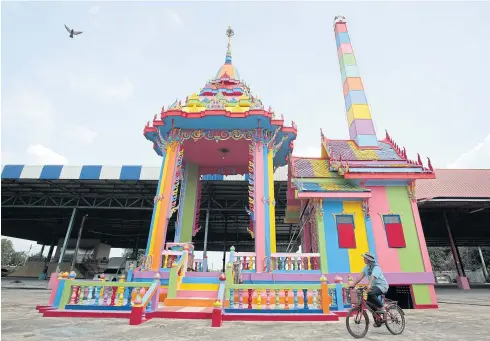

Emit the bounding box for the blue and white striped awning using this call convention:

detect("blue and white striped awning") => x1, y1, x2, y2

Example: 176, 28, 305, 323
1, 165, 289, 181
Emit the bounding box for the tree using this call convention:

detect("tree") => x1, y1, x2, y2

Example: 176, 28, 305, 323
428, 247, 459, 272
1, 238, 27, 267
122, 248, 145, 260
1, 239, 15, 266
10, 251, 28, 267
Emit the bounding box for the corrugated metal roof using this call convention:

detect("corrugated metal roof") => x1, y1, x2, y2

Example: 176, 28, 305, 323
3, 165, 488, 200
1, 165, 290, 181
417, 169, 490, 199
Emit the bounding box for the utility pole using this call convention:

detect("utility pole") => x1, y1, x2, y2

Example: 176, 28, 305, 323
70, 214, 88, 272
478, 247, 489, 280
56, 208, 77, 273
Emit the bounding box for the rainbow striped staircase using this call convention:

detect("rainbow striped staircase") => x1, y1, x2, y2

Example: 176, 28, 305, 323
152, 272, 221, 318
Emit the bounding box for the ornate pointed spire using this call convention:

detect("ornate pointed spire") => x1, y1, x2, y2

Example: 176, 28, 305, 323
334, 16, 378, 147
225, 25, 234, 64
214, 25, 240, 80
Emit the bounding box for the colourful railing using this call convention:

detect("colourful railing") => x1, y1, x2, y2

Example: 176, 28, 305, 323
129, 276, 161, 325
167, 249, 189, 298
161, 250, 184, 269
224, 264, 351, 313
233, 252, 256, 271
269, 253, 321, 271
56, 275, 154, 311
193, 259, 203, 272
230, 250, 321, 272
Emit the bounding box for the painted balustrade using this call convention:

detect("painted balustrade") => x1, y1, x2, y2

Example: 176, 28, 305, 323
224, 263, 350, 313
57, 275, 154, 310
225, 284, 349, 312
226, 285, 323, 311
233, 252, 256, 271
161, 250, 184, 269
270, 253, 321, 271
193, 259, 203, 272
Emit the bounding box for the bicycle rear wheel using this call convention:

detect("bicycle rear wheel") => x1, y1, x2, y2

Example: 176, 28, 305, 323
385, 305, 405, 335
346, 306, 369, 339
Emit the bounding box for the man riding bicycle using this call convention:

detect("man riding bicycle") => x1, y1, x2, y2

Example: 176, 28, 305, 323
350, 252, 389, 323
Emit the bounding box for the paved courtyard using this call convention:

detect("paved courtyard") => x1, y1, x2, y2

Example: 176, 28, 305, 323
2, 284, 490, 341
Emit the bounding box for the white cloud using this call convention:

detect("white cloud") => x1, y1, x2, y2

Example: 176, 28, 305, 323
26, 144, 68, 164
65, 125, 98, 144
88, 5, 100, 15
448, 133, 490, 169
69, 75, 134, 101
163, 9, 184, 29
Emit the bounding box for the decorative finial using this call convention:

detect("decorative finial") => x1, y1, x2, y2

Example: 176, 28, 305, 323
225, 25, 234, 64
226, 25, 234, 38
427, 157, 433, 172
417, 153, 423, 165
334, 15, 346, 25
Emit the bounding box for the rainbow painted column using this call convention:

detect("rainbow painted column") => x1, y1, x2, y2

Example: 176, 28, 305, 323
334, 16, 378, 148
174, 163, 200, 243
262, 145, 276, 271
252, 140, 266, 273
146, 141, 184, 270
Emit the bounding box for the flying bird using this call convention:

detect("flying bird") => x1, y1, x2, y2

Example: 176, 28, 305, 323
64, 24, 83, 38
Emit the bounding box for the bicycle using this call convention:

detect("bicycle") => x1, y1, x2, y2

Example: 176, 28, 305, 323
345, 286, 405, 338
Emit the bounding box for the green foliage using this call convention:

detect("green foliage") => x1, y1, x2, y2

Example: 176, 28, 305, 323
121, 248, 145, 260
1, 239, 15, 265
429, 246, 490, 275
1, 238, 27, 267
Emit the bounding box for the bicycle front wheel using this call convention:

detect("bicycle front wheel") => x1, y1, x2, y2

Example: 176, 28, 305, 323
385, 305, 405, 335
346, 306, 369, 339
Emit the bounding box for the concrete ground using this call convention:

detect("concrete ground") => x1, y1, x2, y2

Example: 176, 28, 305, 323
2, 284, 490, 340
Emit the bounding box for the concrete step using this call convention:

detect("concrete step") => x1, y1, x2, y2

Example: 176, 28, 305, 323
180, 283, 219, 291
159, 286, 168, 302
185, 272, 221, 278
164, 297, 216, 307
177, 290, 217, 299
182, 277, 220, 284
148, 306, 212, 319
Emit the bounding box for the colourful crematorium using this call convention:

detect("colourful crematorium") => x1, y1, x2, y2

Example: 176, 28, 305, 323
40, 17, 438, 326
286, 16, 437, 310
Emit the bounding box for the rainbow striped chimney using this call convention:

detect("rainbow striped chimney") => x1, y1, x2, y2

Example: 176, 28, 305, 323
334, 16, 378, 148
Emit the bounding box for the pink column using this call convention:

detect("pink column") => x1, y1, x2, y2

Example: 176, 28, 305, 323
367, 187, 401, 272
254, 142, 265, 273
410, 200, 433, 272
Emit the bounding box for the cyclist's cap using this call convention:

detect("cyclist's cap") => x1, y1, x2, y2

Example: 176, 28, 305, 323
361, 252, 375, 262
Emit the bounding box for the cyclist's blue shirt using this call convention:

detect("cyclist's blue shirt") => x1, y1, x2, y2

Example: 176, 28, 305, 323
363, 263, 389, 293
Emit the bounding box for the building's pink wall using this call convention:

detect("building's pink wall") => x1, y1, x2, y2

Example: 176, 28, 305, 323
367, 186, 401, 272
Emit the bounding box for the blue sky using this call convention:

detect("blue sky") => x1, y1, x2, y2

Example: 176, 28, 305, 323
2, 1, 490, 261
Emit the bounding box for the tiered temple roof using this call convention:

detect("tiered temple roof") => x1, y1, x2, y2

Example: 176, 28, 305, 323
143, 26, 297, 168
